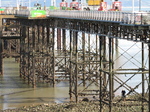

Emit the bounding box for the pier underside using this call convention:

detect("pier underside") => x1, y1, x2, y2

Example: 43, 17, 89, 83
0, 17, 150, 111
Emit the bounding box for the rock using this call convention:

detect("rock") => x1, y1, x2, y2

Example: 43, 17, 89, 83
82, 98, 89, 102
64, 104, 76, 109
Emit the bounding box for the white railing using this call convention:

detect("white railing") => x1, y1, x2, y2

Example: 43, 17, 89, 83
47, 10, 150, 25
49, 10, 122, 21
123, 12, 150, 24
1, 9, 150, 25
3, 9, 17, 15
15, 10, 30, 17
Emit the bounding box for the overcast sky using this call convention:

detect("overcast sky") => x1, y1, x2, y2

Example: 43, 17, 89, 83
1, 0, 150, 10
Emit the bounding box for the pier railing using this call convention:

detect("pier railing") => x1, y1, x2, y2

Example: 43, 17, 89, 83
15, 10, 30, 17
2, 8, 16, 15
1, 9, 150, 25
48, 10, 124, 22
47, 10, 150, 25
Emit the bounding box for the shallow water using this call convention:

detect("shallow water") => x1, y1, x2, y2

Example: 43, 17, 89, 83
0, 40, 149, 110
0, 58, 70, 110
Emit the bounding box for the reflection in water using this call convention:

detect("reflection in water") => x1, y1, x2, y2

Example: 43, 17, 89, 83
0, 58, 69, 110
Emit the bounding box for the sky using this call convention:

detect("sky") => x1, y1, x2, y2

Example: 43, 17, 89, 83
0, 0, 150, 11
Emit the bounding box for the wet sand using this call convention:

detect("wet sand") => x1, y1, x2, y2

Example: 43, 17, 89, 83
0, 58, 70, 110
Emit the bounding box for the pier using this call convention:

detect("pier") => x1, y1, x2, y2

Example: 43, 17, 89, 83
0, 9, 150, 111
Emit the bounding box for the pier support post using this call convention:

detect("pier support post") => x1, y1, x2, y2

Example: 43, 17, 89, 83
0, 37, 2, 75
27, 26, 30, 84
109, 38, 113, 112
69, 30, 73, 101
0, 17, 3, 75
103, 37, 107, 92
88, 34, 91, 77
52, 28, 55, 87
148, 44, 150, 111
62, 29, 67, 77
99, 35, 103, 112
32, 25, 36, 88
69, 30, 78, 102
95, 35, 98, 83
75, 31, 78, 102
57, 28, 61, 52
142, 43, 145, 112
82, 32, 85, 86
20, 26, 26, 79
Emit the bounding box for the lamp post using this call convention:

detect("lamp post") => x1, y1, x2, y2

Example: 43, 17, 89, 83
51, 0, 54, 6
44, 0, 46, 10
0, 0, 1, 7
139, 0, 141, 11
17, 0, 19, 10
29, 0, 31, 9
132, 0, 134, 12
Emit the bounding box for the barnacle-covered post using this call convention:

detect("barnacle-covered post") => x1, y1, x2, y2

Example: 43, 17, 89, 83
82, 32, 86, 86
109, 37, 113, 112
0, 32, 2, 75
69, 30, 73, 100
148, 44, 150, 111
52, 27, 55, 87
0, 17, 3, 75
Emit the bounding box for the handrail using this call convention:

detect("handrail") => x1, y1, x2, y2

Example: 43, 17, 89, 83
16, 10, 30, 17
1, 9, 150, 25
47, 10, 150, 25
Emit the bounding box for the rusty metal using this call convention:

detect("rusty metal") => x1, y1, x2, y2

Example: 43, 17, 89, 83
99, 35, 103, 112
0, 17, 20, 75
142, 43, 144, 112
148, 45, 150, 111
0, 17, 3, 75
0, 38, 2, 75
109, 38, 113, 112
